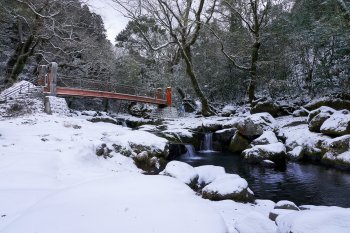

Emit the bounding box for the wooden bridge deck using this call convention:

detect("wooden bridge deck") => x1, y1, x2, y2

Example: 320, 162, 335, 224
54, 87, 168, 106
41, 62, 171, 106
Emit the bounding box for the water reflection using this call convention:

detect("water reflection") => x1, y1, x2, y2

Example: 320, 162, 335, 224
177, 151, 350, 207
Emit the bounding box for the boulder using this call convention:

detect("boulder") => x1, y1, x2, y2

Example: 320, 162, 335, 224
251, 100, 281, 117
131, 151, 163, 174
269, 209, 297, 222
160, 161, 199, 189
237, 113, 277, 138
287, 146, 304, 161
320, 111, 350, 136
251, 131, 278, 146
214, 128, 236, 145
307, 106, 336, 123
327, 135, 350, 153
228, 132, 251, 153
202, 174, 255, 203
304, 97, 350, 111
274, 200, 300, 211
322, 151, 350, 171
292, 107, 309, 117
242, 142, 287, 165
308, 112, 332, 132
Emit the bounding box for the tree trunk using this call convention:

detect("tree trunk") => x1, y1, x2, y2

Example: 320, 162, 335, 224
5, 35, 36, 85
248, 38, 260, 104
181, 46, 214, 116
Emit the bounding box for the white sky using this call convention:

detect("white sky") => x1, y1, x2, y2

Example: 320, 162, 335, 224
87, 0, 129, 44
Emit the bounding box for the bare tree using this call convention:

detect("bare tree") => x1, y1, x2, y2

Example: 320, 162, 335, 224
112, 0, 218, 116
212, 0, 272, 103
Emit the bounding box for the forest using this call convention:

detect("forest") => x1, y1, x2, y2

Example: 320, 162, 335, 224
0, 0, 349, 116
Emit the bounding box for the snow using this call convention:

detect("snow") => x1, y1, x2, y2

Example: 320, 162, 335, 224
45, 96, 70, 115
278, 122, 330, 150
0, 80, 34, 97
160, 161, 198, 185
2, 174, 227, 233
234, 211, 277, 233
202, 174, 249, 196
209, 200, 275, 233
276, 208, 350, 233
195, 165, 226, 186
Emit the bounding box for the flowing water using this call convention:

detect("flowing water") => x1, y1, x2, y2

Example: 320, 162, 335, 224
177, 151, 350, 207
200, 133, 214, 152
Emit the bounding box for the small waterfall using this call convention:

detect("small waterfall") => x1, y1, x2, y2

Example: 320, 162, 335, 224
184, 144, 196, 157
200, 133, 214, 152
121, 121, 127, 127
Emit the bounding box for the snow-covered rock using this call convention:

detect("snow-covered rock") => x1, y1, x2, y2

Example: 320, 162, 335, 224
322, 151, 350, 170
160, 161, 199, 188
320, 111, 350, 136
327, 135, 350, 153
202, 174, 255, 203
287, 146, 304, 161
292, 107, 309, 117
307, 106, 336, 123
242, 142, 286, 165
214, 128, 236, 145
275, 200, 299, 211
195, 165, 226, 187
278, 123, 331, 160
237, 113, 277, 138
269, 209, 297, 221
250, 100, 281, 117
276, 208, 350, 233
251, 131, 278, 146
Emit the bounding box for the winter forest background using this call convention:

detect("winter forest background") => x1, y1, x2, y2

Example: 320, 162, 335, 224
0, 0, 349, 114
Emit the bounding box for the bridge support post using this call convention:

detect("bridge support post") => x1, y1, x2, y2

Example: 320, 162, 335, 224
156, 88, 162, 100
166, 87, 172, 107
49, 62, 58, 96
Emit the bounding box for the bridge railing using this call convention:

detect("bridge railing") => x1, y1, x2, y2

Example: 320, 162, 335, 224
40, 62, 172, 106
58, 76, 157, 98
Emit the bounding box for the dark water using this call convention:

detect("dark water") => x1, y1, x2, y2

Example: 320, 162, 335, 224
177, 151, 350, 207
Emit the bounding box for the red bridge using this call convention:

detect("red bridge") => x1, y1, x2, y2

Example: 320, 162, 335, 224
40, 62, 172, 107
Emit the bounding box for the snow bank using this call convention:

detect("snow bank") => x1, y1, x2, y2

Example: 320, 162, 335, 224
2, 174, 227, 233
276, 208, 350, 233
235, 211, 277, 233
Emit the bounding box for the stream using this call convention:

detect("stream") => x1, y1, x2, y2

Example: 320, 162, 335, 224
177, 150, 350, 207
